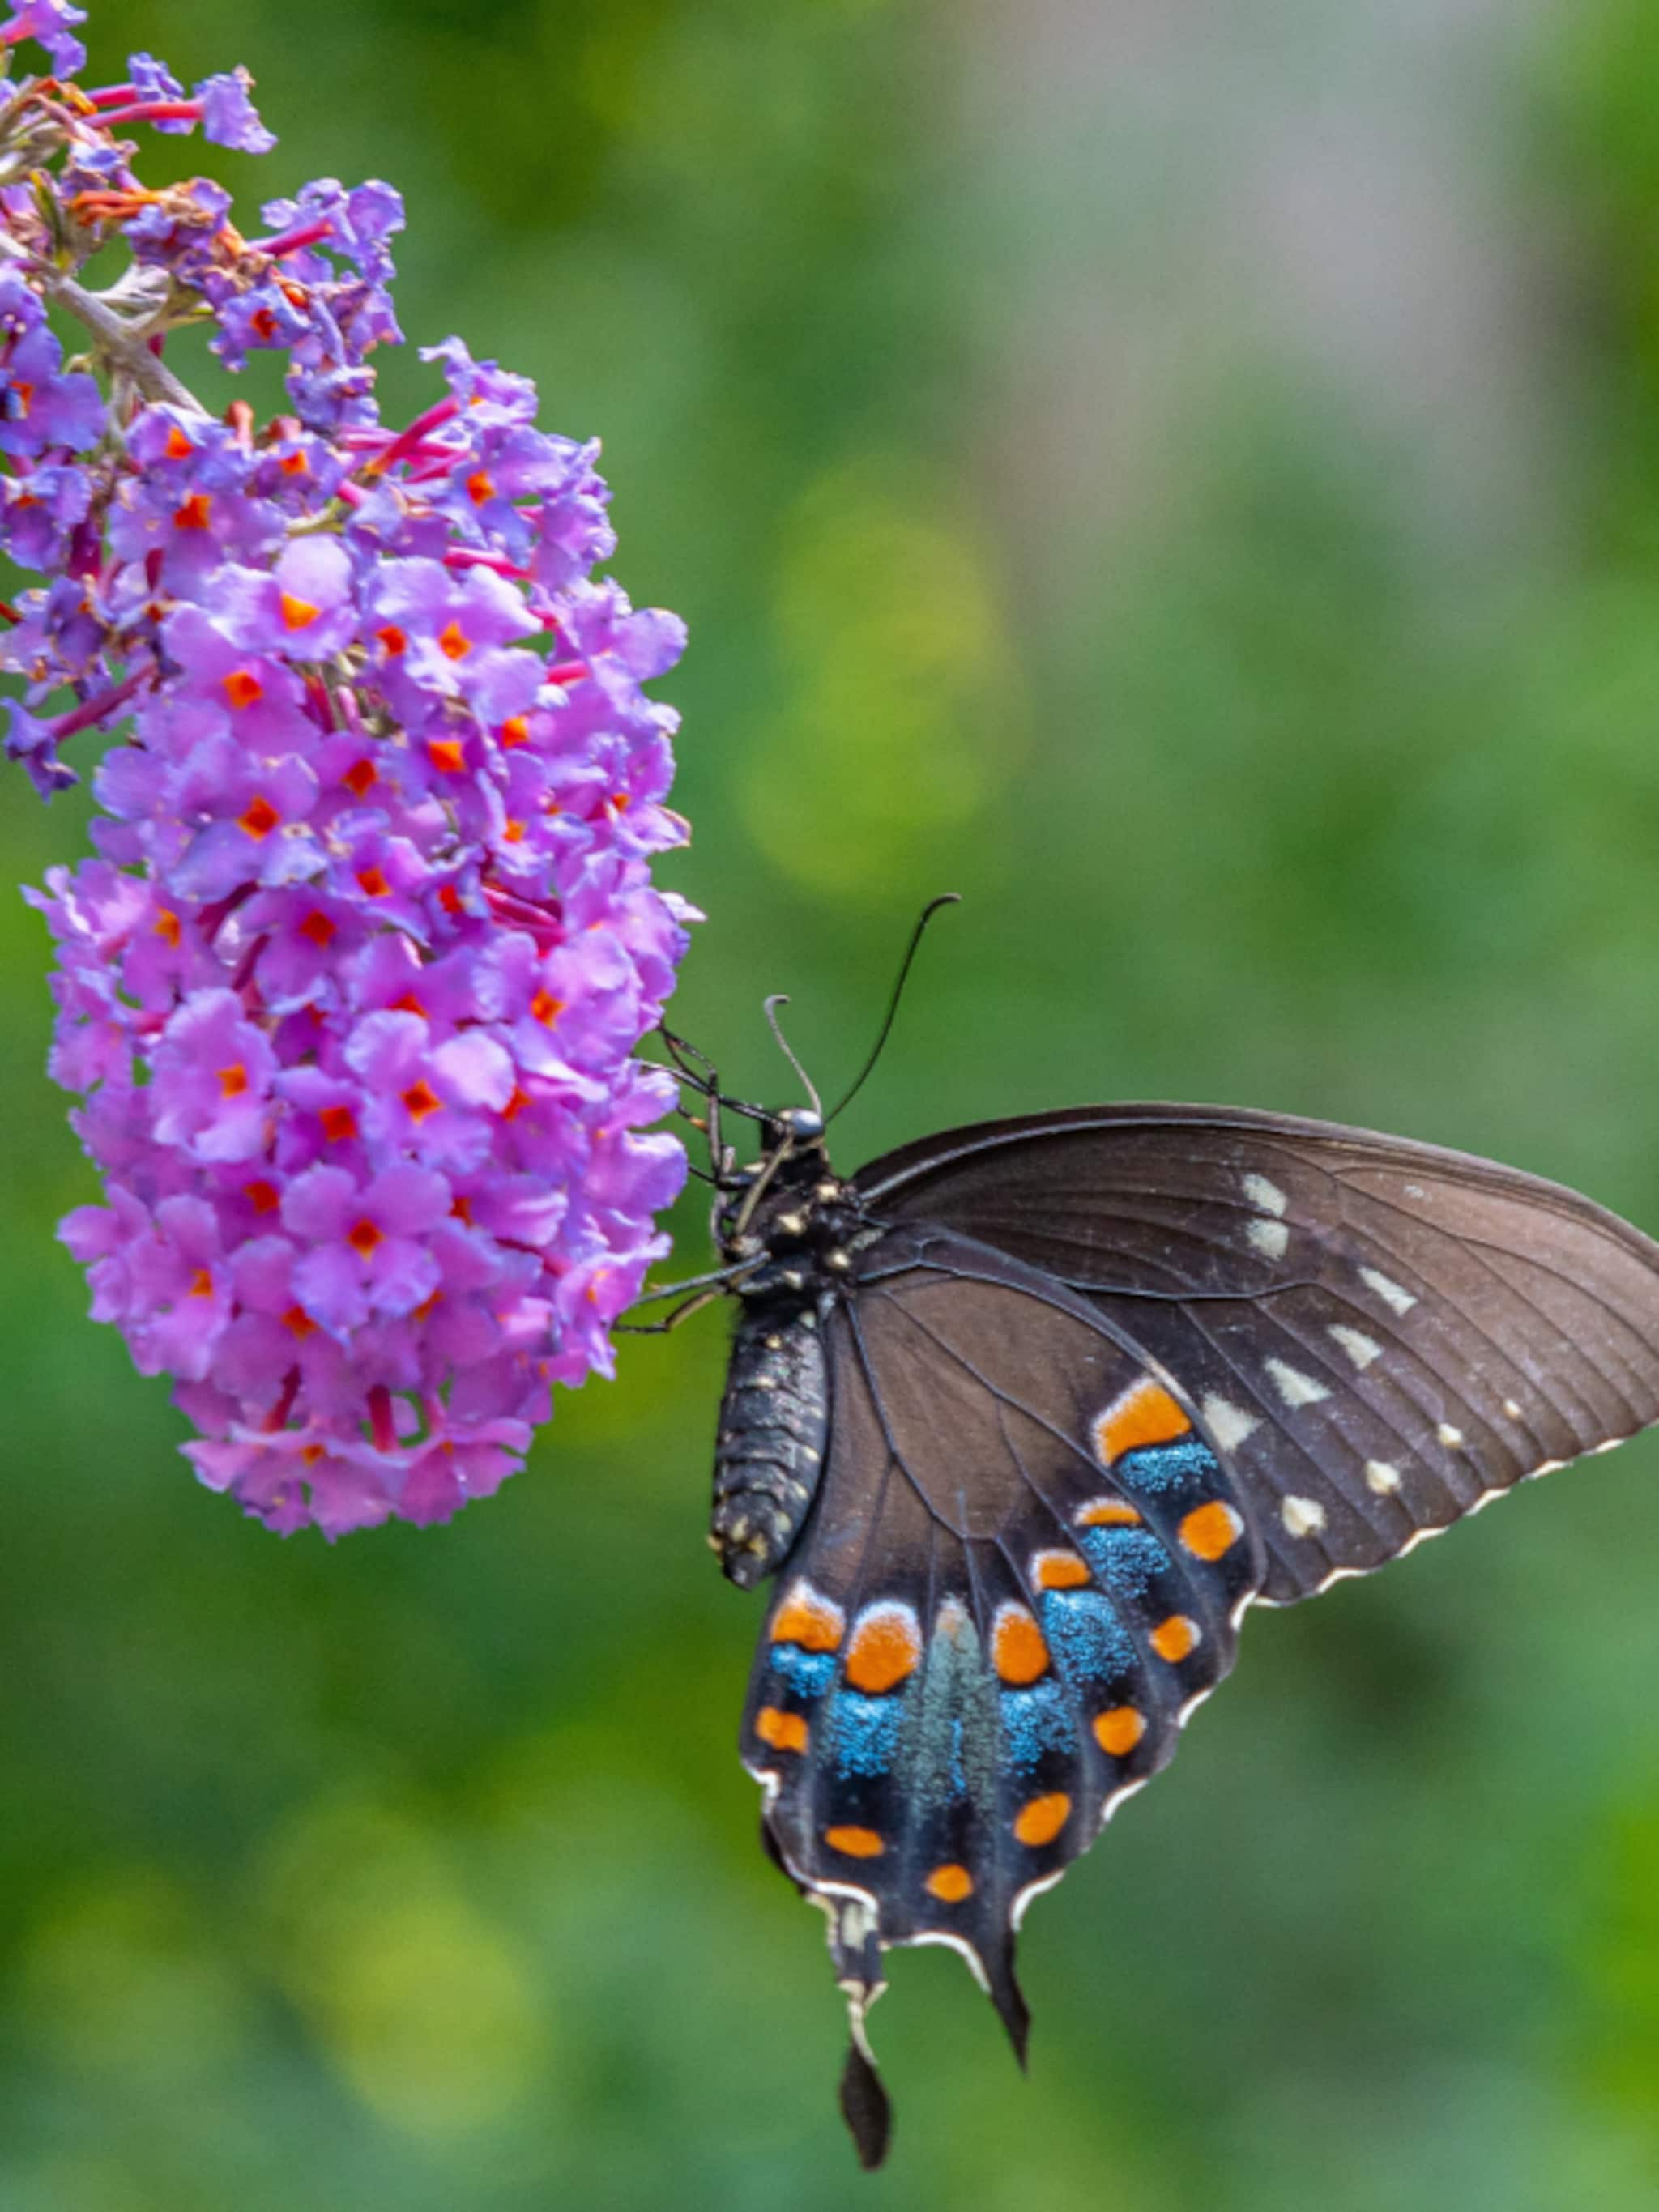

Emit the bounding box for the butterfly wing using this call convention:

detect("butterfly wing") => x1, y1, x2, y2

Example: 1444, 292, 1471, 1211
740, 1225, 1262, 2161
856, 1105, 1659, 1601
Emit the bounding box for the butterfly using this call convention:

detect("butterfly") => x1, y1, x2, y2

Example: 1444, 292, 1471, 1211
638, 958, 1659, 2167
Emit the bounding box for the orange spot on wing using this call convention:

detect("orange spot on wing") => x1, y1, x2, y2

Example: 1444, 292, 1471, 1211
770, 1583, 844, 1653
992, 1604, 1050, 1686
844, 1605, 921, 1694
1013, 1793, 1071, 1848
754, 1707, 809, 1754
925, 1864, 975, 1903
1076, 1498, 1143, 1528
825, 1826, 885, 1859
1093, 1378, 1191, 1466
1032, 1549, 1090, 1589
1094, 1707, 1146, 1757
1150, 1614, 1201, 1664
1179, 1500, 1244, 1562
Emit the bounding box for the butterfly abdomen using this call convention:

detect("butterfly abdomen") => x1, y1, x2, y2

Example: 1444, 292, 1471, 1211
711, 1303, 830, 1590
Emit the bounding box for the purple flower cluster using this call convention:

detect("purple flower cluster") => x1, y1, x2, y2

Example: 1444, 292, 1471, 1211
1, 0, 693, 1533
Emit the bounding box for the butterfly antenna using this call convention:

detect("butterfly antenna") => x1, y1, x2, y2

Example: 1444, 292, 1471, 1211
762, 995, 823, 1120
825, 892, 961, 1125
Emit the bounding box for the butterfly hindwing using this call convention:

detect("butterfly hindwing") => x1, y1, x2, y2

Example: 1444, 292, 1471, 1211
739, 1229, 1264, 2131
858, 1107, 1659, 1600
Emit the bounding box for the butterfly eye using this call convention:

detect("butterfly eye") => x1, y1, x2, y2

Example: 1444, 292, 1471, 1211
785, 1108, 825, 1140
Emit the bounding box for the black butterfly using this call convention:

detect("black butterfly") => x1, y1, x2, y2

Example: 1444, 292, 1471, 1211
638, 974, 1659, 2168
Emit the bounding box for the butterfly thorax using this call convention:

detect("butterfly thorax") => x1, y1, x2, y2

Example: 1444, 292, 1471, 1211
710, 1124, 867, 1589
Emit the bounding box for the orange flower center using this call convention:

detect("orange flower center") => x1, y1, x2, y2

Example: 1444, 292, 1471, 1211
348, 1217, 383, 1257
173, 492, 212, 529
402, 1080, 441, 1123
237, 794, 279, 840
342, 757, 377, 798
298, 910, 336, 948
426, 737, 467, 774
279, 591, 319, 631
217, 1062, 249, 1098
437, 619, 471, 660
319, 1105, 358, 1142
355, 866, 390, 898
223, 669, 264, 710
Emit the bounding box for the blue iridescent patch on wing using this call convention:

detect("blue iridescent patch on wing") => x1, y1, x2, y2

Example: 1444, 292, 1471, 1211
768, 1643, 837, 1697
830, 1690, 903, 1779
1041, 1588, 1137, 1684
1079, 1526, 1173, 1597
1116, 1438, 1221, 1495
1000, 1680, 1073, 1772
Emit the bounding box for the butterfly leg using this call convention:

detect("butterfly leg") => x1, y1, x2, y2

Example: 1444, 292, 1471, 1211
615, 1286, 732, 1336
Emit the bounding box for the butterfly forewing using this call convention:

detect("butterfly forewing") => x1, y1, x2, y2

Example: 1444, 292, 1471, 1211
740, 1228, 1263, 2064
856, 1107, 1659, 1600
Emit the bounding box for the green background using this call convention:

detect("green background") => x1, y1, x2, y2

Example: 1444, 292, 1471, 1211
6, 0, 1659, 2204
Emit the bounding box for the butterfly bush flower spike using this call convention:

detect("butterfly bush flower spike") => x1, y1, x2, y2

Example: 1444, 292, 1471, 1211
0, 0, 694, 1532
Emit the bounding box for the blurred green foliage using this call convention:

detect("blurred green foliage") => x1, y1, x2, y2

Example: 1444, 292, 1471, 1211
7, 0, 1659, 2205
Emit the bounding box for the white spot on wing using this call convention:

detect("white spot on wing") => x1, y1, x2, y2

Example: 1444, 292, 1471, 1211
1365, 1460, 1402, 1494
1437, 1422, 1465, 1448
1503, 1398, 1523, 1420
1328, 1324, 1383, 1370
1243, 1172, 1287, 1217
1247, 1217, 1290, 1259
1359, 1266, 1417, 1315
1265, 1358, 1330, 1409
1201, 1394, 1260, 1453
1281, 1494, 1327, 1537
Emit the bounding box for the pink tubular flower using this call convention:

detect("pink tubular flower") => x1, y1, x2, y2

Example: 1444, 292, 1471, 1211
2, 0, 694, 1534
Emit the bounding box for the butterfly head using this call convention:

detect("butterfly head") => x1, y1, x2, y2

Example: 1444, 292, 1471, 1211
715, 1109, 864, 1294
